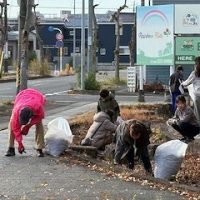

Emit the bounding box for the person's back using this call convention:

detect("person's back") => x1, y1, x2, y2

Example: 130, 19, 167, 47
5, 88, 46, 157
81, 111, 117, 149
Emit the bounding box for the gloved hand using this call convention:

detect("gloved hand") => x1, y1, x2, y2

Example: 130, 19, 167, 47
167, 118, 177, 126
113, 159, 119, 165
21, 131, 28, 135
18, 142, 26, 154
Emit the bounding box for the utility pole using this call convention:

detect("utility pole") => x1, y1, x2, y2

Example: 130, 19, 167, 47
0, 2, 4, 78
33, 3, 45, 75
3, 0, 8, 73
81, 0, 85, 90
138, 0, 145, 102
73, 0, 76, 69
87, 0, 94, 74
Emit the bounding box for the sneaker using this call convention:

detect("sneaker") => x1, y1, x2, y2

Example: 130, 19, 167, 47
5, 147, 15, 157
36, 149, 44, 157
184, 138, 194, 144
128, 162, 134, 169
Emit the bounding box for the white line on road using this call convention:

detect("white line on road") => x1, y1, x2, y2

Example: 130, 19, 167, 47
0, 95, 14, 98
45, 90, 70, 96
55, 101, 76, 103
31, 83, 43, 86
0, 87, 12, 91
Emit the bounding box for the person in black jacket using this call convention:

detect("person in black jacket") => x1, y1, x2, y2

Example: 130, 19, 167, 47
97, 89, 120, 123
113, 119, 153, 175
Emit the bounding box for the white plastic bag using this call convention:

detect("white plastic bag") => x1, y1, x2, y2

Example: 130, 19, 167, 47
45, 117, 74, 157
154, 140, 188, 180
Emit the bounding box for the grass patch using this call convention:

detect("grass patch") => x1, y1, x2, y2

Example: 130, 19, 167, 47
100, 78, 127, 89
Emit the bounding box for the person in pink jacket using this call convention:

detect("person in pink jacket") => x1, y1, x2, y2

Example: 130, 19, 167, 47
5, 88, 46, 157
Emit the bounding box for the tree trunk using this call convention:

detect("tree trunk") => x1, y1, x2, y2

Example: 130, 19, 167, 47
115, 18, 120, 79
111, 0, 127, 80
129, 15, 136, 67
19, 0, 34, 91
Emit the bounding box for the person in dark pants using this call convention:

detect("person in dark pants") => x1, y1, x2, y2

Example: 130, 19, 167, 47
167, 95, 200, 143
169, 65, 184, 113
113, 119, 153, 175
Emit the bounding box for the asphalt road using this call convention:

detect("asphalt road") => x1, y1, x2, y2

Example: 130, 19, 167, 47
0, 103, 185, 200
0, 76, 76, 101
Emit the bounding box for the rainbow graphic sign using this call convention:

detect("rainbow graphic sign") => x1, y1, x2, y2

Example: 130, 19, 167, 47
136, 5, 174, 65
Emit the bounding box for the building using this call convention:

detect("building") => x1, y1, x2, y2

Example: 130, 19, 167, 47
37, 12, 134, 71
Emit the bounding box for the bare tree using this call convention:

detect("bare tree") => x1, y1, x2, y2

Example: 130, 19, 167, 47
92, 4, 99, 73
129, 4, 136, 67
17, 0, 34, 92
111, 0, 127, 80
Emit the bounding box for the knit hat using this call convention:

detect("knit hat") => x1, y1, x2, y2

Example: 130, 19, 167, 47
19, 107, 33, 125
99, 89, 109, 99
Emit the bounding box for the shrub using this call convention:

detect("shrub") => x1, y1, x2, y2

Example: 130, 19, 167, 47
29, 59, 50, 76
85, 73, 100, 90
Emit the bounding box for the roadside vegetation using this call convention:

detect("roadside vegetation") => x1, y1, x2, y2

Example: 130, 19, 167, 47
68, 104, 200, 199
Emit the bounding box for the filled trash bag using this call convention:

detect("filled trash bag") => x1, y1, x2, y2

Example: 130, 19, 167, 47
45, 117, 74, 157
154, 140, 188, 180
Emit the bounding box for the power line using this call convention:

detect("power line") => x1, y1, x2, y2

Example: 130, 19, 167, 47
8, 4, 133, 10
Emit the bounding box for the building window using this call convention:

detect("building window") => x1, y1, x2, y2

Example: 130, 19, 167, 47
63, 47, 68, 55
119, 46, 130, 55
69, 30, 74, 36
100, 48, 106, 55
75, 47, 80, 53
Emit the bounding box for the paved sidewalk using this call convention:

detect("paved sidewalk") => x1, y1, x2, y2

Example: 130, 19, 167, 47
0, 102, 185, 200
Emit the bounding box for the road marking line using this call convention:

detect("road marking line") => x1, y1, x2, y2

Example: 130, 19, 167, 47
45, 90, 69, 96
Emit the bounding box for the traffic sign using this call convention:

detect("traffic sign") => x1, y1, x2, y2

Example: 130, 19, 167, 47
56, 33, 64, 41
48, 26, 54, 32
55, 40, 64, 48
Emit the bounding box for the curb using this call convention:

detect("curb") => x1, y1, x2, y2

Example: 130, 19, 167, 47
0, 75, 53, 83
0, 74, 75, 83
63, 150, 200, 194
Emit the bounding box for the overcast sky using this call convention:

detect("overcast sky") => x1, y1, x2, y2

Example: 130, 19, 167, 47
7, 0, 150, 18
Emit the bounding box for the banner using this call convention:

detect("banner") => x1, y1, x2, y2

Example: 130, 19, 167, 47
136, 5, 174, 65
175, 37, 200, 64
175, 5, 200, 34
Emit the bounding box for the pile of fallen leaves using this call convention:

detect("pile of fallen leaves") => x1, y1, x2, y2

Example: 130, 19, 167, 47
69, 104, 200, 195
176, 154, 200, 187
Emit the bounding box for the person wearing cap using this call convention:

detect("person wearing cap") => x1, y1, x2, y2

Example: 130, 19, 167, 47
113, 119, 153, 175
5, 88, 46, 157
97, 89, 120, 123
169, 65, 184, 113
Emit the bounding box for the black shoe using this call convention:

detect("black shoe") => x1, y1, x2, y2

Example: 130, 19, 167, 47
36, 149, 44, 157
184, 138, 194, 144
180, 137, 186, 142
128, 162, 134, 169
5, 147, 15, 157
